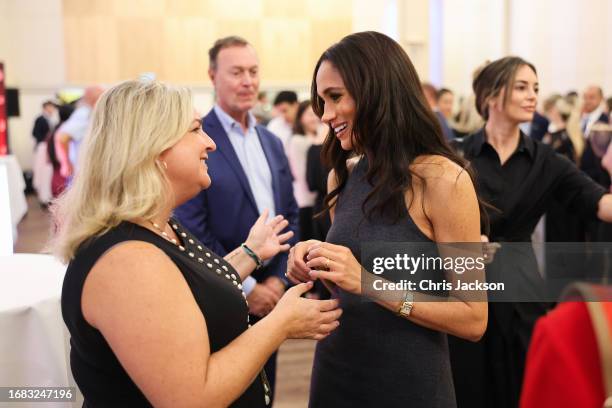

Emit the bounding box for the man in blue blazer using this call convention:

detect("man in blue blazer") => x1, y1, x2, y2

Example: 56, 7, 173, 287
174, 36, 299, 399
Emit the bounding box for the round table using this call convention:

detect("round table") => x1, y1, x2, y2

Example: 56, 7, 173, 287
0, 254, 79, 408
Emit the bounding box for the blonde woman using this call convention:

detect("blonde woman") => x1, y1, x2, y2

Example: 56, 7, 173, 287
54, 80, 341, 407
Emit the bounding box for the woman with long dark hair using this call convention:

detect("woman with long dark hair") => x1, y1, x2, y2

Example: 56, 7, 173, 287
286, 31, 488, 407
450, 56, 612, 408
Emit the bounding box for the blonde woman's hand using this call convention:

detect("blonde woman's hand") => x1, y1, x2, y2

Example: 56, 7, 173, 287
285, 240, 322, 284
245, 209, 293, 261
272, 282, 342, 340
305, 243, 363, 295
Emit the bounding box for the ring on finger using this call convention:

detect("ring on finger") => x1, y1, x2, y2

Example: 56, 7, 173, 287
325, 257, 330, 269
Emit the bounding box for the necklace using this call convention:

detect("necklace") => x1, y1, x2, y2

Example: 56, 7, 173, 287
150, 220, 178, 244
149, 220, 237, 279
150, 220, 194, 254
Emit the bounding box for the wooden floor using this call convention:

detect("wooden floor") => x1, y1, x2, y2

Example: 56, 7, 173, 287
15, 194, 316, 407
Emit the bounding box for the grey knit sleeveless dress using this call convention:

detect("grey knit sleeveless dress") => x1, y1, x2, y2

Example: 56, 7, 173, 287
309, 157, 456, 408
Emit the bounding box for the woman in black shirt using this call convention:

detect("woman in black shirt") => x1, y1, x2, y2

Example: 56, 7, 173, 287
54, 80, 342, 407
450, 57, 612, 408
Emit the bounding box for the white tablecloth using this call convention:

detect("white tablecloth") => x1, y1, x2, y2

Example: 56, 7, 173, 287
0, 155, 27, 230
0, 254, 79, 408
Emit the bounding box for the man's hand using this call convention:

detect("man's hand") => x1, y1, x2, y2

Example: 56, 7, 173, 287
263, 276, 286, 298
247, 283, 281, 317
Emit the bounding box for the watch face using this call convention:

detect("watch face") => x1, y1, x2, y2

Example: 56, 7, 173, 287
400, 302, 413, 316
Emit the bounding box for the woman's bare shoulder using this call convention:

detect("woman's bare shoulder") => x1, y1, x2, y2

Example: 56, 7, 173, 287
409, 154, 476, 206
410, 154, 465, 180
83, 240, 184, 324
93, 240, 173, 275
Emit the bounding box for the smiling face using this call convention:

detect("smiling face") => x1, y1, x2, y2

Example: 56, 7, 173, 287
489, 64, 539, 124
160, 113, 216, 204
209, 45, 259, 119
315, 60, 357, 150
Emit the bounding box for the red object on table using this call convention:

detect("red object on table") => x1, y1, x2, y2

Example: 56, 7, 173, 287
0, 62, 7, 156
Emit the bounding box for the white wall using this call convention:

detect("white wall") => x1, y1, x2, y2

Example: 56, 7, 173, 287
0, 0, 65, 171
509, 0, 612, 99
440, 0, 612, 101
352, 0, 399, 40
2, 0, 611, 173
442, 0, 506, 95
397, 0, 432, 82
1, 0, 337, 171
353, 0, 433, 84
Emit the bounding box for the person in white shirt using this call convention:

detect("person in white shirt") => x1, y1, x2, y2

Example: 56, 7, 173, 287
266, 91, 298, 150
580, 85, 608, 137
56, 86, 104, 179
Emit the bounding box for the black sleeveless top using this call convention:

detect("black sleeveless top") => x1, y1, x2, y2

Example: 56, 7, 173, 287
309, 158, 456, 408
61, 219, 269, 407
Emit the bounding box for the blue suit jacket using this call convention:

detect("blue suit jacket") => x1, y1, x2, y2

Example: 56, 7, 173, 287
175, 109, 299, 283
